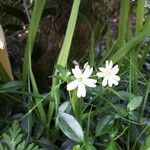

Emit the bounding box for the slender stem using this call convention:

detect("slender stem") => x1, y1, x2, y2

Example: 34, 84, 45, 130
132, 125, 149, 150
140, 78, 150, 120
70, 90, 82, 125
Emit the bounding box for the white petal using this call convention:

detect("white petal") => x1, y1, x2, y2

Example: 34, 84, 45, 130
109, 60, 113, 69
77, 82, 86, 97
108, 79, 113, 87
102, 77, 108, 86
97, 72, 104, 77
112, 65, 119, 74
113, 75, 120, 81
67, 80, 78, 91
106, 60, 109, 68
83, 66, 93, 78
99, 67, 106, 72
72, 66, 82, 78
82, 79, 97, 87
112, 79, 119, 86
83, 62, 89, 69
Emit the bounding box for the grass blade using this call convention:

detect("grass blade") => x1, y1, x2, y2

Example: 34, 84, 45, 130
110, 24, 150, 63
117, 0, 130, 48
130, 0, 145, 93
47, 0, 81, 130
22, 0, 46, 125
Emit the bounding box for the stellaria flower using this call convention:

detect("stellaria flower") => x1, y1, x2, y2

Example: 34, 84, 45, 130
97, 60, 120, 87
67, 62, 97, 98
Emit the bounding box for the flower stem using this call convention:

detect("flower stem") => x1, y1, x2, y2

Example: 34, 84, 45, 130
70, 90, 83, 125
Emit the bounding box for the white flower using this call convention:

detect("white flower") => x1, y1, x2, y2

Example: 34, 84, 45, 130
67, 62, 97, 98
97, 60, 120, 87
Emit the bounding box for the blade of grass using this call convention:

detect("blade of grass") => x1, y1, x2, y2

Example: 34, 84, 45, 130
140, 77, 150, 120
136, 0, 145, 33
22, 0, 47, 125
47, 0, 81, 131
130, 0, 145, 93
117, 0, 130, 48
139, 44, 150, 68
110, 22, 150, 63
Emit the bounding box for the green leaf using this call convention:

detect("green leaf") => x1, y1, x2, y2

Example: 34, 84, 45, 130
0, 81, 24, 91
106, 140, 117, 150
0, 144, 3, 150
86, 145, 97, 150
117, 91, 136, 102
55, 65, 69, 76
1, 120, 41, 150
58, 101, 70, 113
58, 112, 84, 143
73, 145, 81, 150
127, 96, 143, 111
110, 18, 150, 63
140, 135, 150, 150
96, 115, 114, 137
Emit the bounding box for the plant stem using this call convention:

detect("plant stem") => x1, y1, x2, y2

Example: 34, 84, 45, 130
140, 77, 150, 120
70, 90, 82, 125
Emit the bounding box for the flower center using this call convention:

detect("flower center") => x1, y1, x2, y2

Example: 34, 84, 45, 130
77, 78, 82, 82
105, 70, 112, 77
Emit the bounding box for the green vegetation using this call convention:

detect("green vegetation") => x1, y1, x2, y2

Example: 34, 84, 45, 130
0, 0, 150, 149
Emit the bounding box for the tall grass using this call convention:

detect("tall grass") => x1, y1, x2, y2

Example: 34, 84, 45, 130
117, 0, 130, 48
22, 0, 46, 126
47, 0, 81, 130
130, 0, 145, 93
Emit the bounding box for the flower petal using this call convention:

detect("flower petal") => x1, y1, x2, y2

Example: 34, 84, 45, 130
112, 79, 119, 86
67, 80, 78, 91
108, 79, 113, 87
99, 67, 106, 72
113, 75, 120, 81
82, 78, 97, 87
106, 60, 109, 68
108, 60, 113, 70
83, 62, 89, 69
72, 66, 82, 78
102, 77, 108, 86
112, 65, 119, 74
97, 72, 104, 77
83, 65, 93, 78
77, 82, 86, 97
